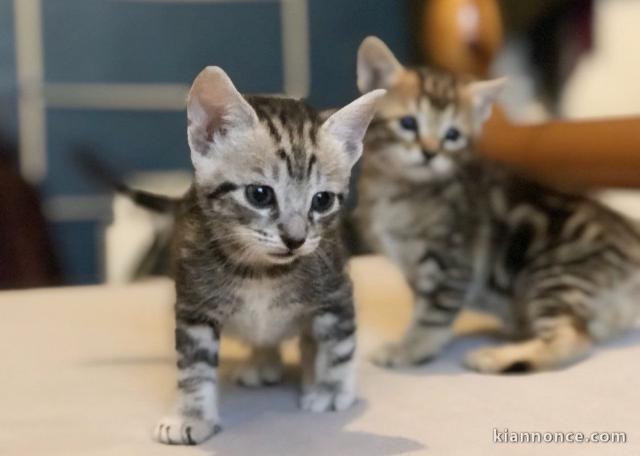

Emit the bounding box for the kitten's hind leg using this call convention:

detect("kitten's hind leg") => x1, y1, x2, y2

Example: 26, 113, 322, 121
234, 346, 283, 387
465, 316, 592, 374
372, 253, 470, 368
371, 293, 462, 368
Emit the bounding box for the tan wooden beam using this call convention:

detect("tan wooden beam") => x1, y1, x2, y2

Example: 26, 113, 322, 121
479, 108, 640, 189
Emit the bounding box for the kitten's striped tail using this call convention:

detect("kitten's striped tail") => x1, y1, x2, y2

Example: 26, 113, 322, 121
73, 149, 179, 214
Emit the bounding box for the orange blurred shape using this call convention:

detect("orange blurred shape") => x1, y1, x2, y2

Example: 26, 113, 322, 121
422, 0, 503, 77
479, 108, 640, 189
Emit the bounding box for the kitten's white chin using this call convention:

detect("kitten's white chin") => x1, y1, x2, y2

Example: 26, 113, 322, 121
400, 156, 455, 183
264, 245, 318, 265
430, 155, 454, 175
266, 253, 298, 265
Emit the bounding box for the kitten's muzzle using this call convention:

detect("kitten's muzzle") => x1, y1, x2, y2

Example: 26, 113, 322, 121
278, 213, 307, 252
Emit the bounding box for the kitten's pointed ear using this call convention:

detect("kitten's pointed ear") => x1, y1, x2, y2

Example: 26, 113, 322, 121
187, 66, 257, 155
467, 77, 507, 122
357, 36, 403, 93
322, 89, 386, 166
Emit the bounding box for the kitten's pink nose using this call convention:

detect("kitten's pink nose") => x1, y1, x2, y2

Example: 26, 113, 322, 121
281, 235, 305, 251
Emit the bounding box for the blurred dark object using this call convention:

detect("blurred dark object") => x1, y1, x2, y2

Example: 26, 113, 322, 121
521, 0, 594, 111
0, 138, 60, 289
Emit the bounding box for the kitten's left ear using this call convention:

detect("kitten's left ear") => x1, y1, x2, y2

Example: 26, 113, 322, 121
357, 36, 404, 93
321, 89, 386, 166
467, 77, 507, 122
187, 66, 258, 155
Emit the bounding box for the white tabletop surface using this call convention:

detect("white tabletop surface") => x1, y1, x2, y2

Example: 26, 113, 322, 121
1, 256, 639, 456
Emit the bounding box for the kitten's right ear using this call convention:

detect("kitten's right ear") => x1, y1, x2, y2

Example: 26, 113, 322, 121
466, 77, 507, 122
187, 66, 257, 155
357, 36, 403, 93
322, 89, 387, 167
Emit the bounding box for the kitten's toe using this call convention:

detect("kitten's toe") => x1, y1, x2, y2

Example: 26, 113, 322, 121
300, 389, 333, 412
464, 347, 501, 373
371, 343, 407, 367
370, 343, 424, 368
234, 365, 263, 387
465, 347, 535, 374
300, 387, 356, 412
333, 390, 356, 411
153, 416, 220, 445
260, 362, 284, 385
234, 361, 283, 387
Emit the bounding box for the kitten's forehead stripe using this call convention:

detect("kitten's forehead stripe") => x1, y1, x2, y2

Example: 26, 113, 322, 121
292, 145, 310, 181
246, 95, 323, 183
307, 103, 320, 145
307, 154, 317, 178
249, 96, 319, 148
278, 148, 294, 178
416, 67, 459, 110
278, 108, 292, 143
253, 104, 281, 143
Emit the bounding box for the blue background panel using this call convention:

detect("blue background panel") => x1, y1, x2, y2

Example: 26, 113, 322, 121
49, 221, 102, 285
0, 0, 17, 144
42, 0, 284, 92
45, 109, 191, 196
307, 0, 414, 108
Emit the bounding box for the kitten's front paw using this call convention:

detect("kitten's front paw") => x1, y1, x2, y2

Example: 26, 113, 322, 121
153, 416, 220, 445
300, 386, 356, 412
234, 361, 283, 387
371, 342, 433, 368
464, 347, 533, 374
464, 347, 499, 373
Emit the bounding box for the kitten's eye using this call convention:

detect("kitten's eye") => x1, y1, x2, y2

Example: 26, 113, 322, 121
311, 192, 335, 213
399, 116, 418, 131
245, 185, 275, 209
444, 127, 461, 142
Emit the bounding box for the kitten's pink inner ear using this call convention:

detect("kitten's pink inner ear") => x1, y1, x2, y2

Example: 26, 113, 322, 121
322, 89, 387, 166
187, 66, 256, 142
187, 98, 225, 142
467, 77, 507, 121
357, 36, 403, 93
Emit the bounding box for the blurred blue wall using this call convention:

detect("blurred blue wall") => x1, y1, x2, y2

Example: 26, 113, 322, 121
0, 0, 17, 144
1, 0, 415, 284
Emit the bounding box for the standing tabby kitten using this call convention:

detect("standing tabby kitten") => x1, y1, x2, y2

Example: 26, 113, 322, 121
154, 66, 384, 445
353, 37, 640, 374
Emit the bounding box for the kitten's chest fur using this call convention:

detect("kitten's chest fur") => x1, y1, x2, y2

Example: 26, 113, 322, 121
355, 170, 471, 269
225, 279, 305, 346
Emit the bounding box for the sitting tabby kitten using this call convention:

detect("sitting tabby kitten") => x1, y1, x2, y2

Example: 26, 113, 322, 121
155, 66, 384, 445
353, 37, 640, 374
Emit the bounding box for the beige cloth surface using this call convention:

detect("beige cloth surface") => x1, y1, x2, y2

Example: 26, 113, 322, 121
1, 255, 639, 456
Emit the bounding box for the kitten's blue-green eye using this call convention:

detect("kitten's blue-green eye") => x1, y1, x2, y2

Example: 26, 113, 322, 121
444, 127, 461, 142
399, 116, 418, 131
311, 192, 335, 213
245, 185, 275, 208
